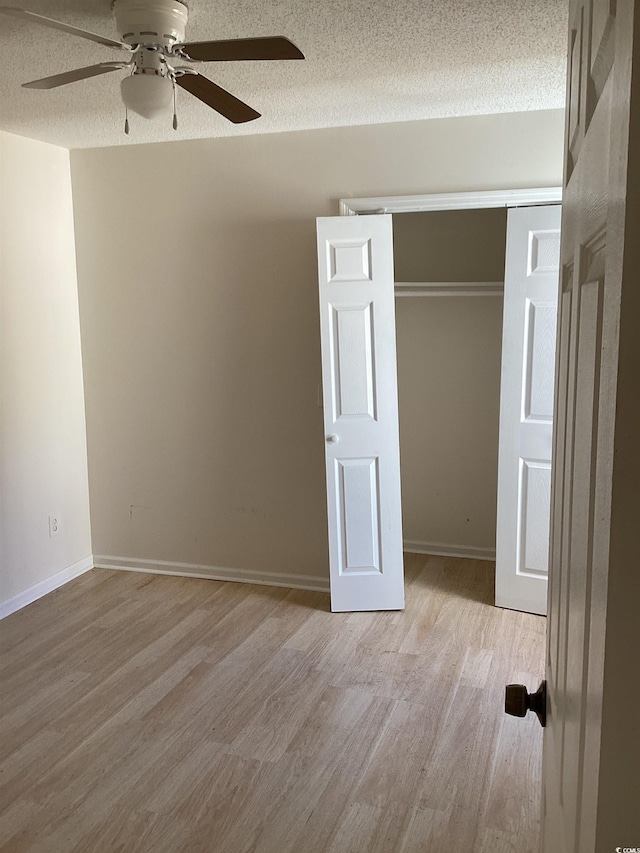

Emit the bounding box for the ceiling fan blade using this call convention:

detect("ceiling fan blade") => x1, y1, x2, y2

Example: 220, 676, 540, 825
177, 36, 304, 62
176, 73, 261, 123
0, 7, 130, 50
23, 62, 130, 90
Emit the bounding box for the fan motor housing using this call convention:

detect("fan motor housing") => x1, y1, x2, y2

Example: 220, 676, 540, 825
112, 0, 189, 48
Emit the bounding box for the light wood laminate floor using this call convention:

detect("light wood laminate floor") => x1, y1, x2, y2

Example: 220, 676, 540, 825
0, 555, 545, 852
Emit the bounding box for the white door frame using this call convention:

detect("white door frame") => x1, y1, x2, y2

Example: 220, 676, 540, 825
336, 185, 562, 581
339, 187, 562, 217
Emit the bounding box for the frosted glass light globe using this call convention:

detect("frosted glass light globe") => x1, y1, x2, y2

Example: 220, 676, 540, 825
121, 73, 173, 119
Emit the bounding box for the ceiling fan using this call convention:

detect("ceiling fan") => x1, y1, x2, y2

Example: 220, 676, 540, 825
0, 0, 305, 131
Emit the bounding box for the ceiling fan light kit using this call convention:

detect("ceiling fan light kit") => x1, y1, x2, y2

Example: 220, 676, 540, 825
0, 0, 304, 132
121, 72, 173, 120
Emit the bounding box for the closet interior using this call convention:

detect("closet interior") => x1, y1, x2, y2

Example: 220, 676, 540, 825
392, 207, 508, 557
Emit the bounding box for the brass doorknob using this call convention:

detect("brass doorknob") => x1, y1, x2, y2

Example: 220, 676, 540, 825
505, 681, 546, 727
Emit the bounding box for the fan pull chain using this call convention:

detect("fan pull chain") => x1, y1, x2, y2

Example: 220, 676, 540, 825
172, 80, 178, 130
124, 107, 130, 135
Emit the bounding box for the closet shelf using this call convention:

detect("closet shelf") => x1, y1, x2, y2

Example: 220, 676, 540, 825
394, 281, 504, 297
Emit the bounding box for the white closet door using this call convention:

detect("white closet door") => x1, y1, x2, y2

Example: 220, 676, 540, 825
496, 204, 562, 615
316, 215, 404, 612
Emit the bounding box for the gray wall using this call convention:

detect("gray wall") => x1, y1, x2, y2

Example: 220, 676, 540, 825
70, 110, 564, 582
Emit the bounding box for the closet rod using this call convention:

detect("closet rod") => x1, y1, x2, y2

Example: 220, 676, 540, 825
394, 281, 504, 297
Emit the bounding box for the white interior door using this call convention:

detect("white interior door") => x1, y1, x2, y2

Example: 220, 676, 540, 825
542, 1, 640, 849
316, 215, 404, 612
495, 204, 561, 616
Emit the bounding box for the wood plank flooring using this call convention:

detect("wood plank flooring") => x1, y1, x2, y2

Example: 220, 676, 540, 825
0, 555, 546, 852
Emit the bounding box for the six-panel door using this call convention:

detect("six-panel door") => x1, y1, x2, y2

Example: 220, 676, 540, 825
496, 204, 562, 616
316, 215, 404, 612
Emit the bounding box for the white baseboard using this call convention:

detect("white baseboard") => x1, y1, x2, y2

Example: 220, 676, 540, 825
403, 540, 496, 561
0, 554, 94, 620
94, 555, 331, 594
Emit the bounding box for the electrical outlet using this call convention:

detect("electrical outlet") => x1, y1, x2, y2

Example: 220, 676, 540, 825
49, 514, 61, 537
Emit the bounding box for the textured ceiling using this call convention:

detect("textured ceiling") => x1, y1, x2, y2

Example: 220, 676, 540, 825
0, 0, 568, 150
